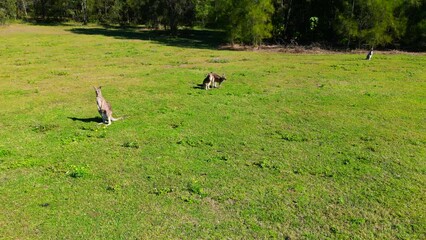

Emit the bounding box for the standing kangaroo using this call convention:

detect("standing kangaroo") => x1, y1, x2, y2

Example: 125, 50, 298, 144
366, 48, 373, 60
210, 73, 226, 88
93, 86, 122, 126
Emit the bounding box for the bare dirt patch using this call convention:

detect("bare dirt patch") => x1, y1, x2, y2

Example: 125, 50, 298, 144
0, 24, 73, 35
219, 44, 426, 55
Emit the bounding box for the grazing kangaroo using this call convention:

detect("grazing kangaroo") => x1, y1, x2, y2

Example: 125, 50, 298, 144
366, 48, 373, 60
210, 73, 226, 88
203, 73, 214, 90
93, 86, 122, 126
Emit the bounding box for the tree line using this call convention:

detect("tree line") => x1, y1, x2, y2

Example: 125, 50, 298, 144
1, 0, 425, 50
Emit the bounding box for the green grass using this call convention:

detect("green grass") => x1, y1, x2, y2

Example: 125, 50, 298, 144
0, 23, 425, 239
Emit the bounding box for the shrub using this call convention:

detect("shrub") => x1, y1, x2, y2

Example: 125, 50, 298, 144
67, 165, 89, 178
0, 9, 7, 25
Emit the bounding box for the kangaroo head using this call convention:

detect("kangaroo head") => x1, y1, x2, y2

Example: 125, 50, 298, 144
93, 86, 102, 97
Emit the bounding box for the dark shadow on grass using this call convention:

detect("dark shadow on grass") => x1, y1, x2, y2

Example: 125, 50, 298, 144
24, 19, 80, 27
68, 27, 226, 49
68, 116, 102, 123
193, 84, 205, 90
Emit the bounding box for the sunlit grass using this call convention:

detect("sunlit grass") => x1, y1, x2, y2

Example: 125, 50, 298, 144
0, 23, 425, 239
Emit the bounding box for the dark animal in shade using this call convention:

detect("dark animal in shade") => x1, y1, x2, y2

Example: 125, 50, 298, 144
366, 49, 373, 60
203, 73, 214, 90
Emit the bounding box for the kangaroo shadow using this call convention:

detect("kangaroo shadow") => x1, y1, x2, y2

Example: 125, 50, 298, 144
68, 116, 102, 123
193, 83, 205, 90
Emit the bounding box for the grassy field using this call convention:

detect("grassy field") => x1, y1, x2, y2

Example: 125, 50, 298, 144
0, 23, 425, 239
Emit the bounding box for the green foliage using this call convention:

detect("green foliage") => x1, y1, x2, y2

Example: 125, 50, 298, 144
164, 0, 195, 34
0, 8, 7, 25
0, 0, 16, 24
215, 0, 274, 45
402, 0, 426, 50
309, 16, 318, 31
94, 0, 123, 23
333, 0, 417, 48
0, 0, 424, 48
194, 0, 212, 26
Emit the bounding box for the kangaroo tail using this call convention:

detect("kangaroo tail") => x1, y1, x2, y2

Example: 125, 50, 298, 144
111, 116, 124, 122
112, 115, 129, 121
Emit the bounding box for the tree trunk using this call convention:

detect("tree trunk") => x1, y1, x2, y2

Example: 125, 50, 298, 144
347, 0, 355, 49
284, 0, 293, 39
81, 0, 88, 25
41, 0, 47, 20
169, 10, 178, 35
167, 0, 179, 35
21, 0, 28, 17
